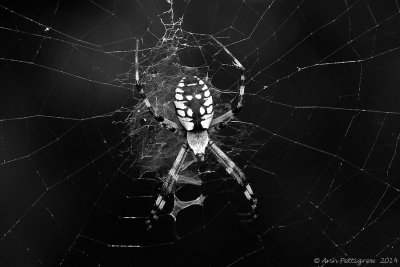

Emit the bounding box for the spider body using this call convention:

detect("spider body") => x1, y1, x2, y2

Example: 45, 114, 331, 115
174, 75, 214, 131
174, 75, 214, 160
134, 39, 258, 229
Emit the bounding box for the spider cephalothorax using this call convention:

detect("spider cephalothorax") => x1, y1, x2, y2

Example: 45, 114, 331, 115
174, 75, 213, 160
133, 39, 258, 229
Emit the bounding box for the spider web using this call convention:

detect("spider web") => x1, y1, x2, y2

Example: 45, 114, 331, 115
1, 0, 400, 266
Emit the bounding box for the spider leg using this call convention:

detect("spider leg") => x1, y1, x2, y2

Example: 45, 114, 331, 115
209, 110, 235, 131
208, 141, 258, 217
210, 36, 246, 130
134, 39, 181, 134
146, 143, 189, 230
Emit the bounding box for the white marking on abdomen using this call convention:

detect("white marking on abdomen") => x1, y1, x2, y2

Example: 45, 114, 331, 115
179, 119, 194, 131
201, 113, 213, 129
187, 108, 193, 117
174, 101, 187, 109
204, 97, 212, 106
202, 113, 213, 120
200, 107, 205, 115
179, 116, 193, 122
177, 110, 185, 117
175, 94, 183, 100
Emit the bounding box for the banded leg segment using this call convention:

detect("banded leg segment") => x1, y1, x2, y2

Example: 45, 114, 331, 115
208, 141, 258, 214
210, 36, 246, 130
134, 39, 180, 133
146, 143, 189, 229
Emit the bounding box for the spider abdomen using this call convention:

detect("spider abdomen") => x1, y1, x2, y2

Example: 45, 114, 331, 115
174, 76, 214, 131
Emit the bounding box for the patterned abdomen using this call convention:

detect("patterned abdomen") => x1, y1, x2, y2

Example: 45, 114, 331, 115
173, 76, 214, 131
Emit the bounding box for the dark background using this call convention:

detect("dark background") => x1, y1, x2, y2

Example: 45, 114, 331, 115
1, 0, 400, 266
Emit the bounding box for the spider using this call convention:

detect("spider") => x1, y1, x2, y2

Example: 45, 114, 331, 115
133, 38, 258, 229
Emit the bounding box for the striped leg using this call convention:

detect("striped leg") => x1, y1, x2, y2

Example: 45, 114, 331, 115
146, 144, 189, 230
210, 36, 246, 130
135, 39, 180, 133
208, 141, 258, 217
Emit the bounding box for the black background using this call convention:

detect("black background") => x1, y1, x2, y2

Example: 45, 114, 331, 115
1, 0, 400, 266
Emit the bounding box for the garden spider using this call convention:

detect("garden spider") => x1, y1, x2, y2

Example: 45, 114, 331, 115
134, 38, 258, 229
